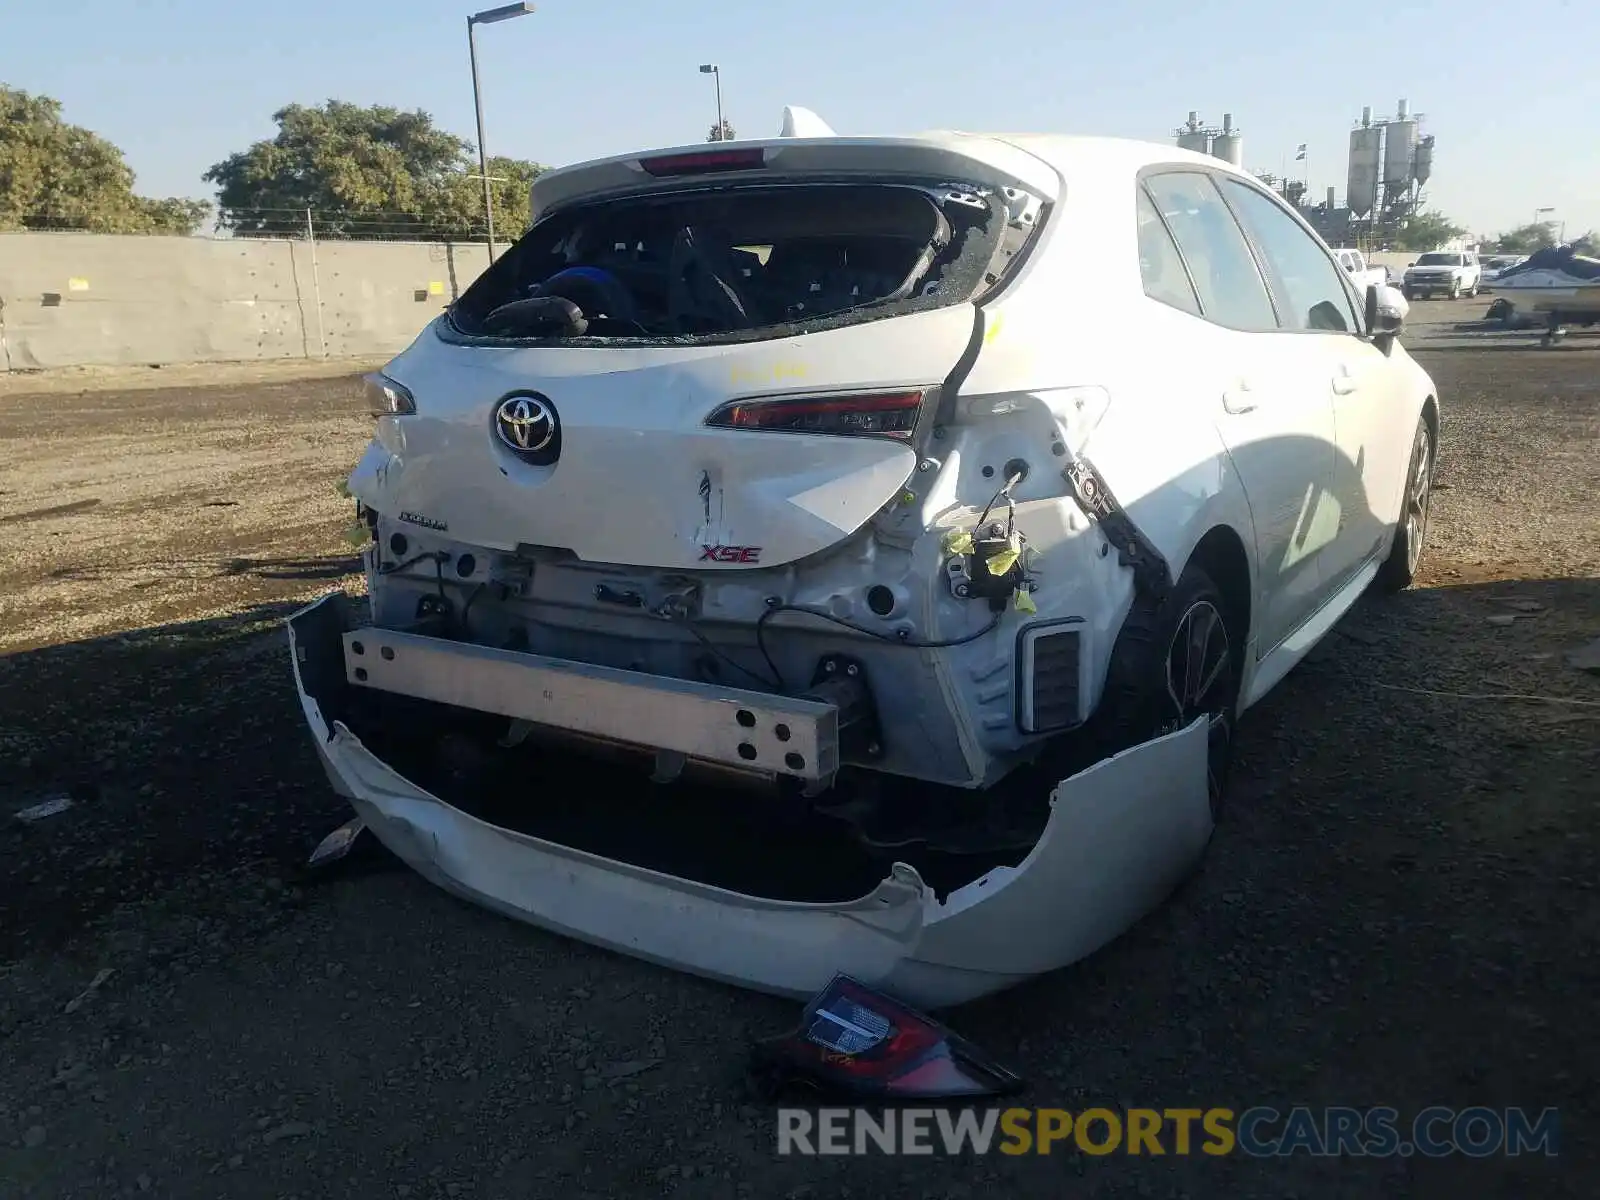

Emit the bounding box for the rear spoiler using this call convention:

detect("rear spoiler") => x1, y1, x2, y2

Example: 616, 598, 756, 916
528, 122, 1061, 221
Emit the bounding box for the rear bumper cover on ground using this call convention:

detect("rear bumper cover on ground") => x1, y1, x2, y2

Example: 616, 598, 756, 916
288, 594, 1214, 1009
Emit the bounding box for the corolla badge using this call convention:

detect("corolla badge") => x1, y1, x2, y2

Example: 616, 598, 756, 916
494, 394, 558, 454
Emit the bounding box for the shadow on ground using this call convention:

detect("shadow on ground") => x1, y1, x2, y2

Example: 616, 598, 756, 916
0, 577, 1594, 1198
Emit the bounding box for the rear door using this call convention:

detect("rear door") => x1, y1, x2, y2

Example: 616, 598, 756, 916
1217, 178, 1412, 588
356, 165, 1050, 571
366, 305, 978, 569
1142, 171, 1336, 653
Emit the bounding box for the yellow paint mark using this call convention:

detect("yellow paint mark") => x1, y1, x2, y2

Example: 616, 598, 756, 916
428, 280, 444, 295
730, 361, 810, 388
67, 277, 90, 292
983, 311, 1005, 343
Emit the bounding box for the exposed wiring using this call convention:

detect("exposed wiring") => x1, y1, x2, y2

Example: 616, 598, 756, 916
378, 550, 449, 576
755, 602, 1004, 692
674, 617, 782, 691
459, 583, 488, 639
976, 468, 1025, 536
1369, 682, 1600, 709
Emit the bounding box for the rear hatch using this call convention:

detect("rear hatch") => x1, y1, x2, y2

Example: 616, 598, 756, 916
355, 137, 1057, 570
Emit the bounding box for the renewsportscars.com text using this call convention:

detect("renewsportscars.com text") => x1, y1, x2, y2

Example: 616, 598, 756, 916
777, 1106, 1559, 1158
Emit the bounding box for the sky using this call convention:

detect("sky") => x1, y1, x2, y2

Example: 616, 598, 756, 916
8, 0, 1598, 238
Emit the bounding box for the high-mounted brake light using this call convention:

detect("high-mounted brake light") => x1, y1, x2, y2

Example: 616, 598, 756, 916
748, 975, 1024, 1100
706, 390, 925, 440
361, 372, 415, 416
638, 147, 767, 176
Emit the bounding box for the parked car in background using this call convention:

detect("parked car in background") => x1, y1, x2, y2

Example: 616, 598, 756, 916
288, 121, 1441, 1009
1402, 251, 1481, 299
1329, 247, 1390, 291
1478, 254, 1527, 292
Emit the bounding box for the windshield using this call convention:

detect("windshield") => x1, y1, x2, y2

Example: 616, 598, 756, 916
447, 181, 1008, 345
1416, 253, 1462, 266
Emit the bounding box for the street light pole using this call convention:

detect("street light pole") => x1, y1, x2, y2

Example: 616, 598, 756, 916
699, 63, 723, 139
466, 2, 535, 261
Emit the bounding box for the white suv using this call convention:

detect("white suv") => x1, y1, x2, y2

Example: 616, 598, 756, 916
1403, 250, 1481, 299
289, 122, 1439, 1008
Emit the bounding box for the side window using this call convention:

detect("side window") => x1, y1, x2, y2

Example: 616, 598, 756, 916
1144, 172, 1277, 330
1221, 179, 1358, 333
1135, 188, 1201, 316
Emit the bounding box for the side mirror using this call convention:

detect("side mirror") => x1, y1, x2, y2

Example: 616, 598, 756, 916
1366, 283, 1407, 338
1407, 261, 1416, 267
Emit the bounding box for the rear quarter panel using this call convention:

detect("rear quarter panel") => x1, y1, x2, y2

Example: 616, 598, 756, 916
949, 165, 1259, 696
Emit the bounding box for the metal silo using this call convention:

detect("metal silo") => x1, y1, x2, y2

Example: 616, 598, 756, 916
1383, 98, 1418, 192
1176, 111, 1210, 154
1210, 113, 1243, 166
1346, 108, 1381, 219
1413, 134, 1435, 186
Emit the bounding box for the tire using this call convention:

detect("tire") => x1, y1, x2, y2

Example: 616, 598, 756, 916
1095, 563, 1242, 819
1448, 280, 1461, 300
1376, 415, 1435, 593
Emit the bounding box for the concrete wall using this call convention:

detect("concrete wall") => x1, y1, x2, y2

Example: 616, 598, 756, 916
0, 232, 491, 371
0, 233, 1445, 372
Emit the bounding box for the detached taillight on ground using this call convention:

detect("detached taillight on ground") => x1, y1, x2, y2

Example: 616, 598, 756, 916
706, 391, 924, 440
748, 975, 1023, 1100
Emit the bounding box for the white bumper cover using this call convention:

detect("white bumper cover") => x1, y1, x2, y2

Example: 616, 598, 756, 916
288, 595, 1214, 1009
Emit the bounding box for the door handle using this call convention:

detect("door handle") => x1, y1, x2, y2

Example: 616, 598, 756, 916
1332, 366, 1359, 395
1221, 380, 1256, 414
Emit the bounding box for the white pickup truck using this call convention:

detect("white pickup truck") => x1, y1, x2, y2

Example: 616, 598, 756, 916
1402, 251, 1482, 300
1328, 247, 1390, 292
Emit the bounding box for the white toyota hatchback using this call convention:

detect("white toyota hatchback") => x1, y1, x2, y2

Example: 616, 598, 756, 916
289, 116, 1438, 1009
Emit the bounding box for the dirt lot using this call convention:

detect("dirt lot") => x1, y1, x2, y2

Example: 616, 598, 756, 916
2, 303, 1597, 1198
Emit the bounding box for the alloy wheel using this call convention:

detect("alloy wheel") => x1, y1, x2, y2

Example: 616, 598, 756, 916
1404, 429, 1433, 575
1162, 599, 1235, 816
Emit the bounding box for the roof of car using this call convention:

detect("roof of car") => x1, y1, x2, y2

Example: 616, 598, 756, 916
945, 132, 1237, 176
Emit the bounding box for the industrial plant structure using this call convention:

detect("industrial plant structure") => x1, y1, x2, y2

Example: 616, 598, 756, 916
1172, 100, 1437, 249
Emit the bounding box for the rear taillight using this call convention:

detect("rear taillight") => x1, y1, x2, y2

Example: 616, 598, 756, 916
361, 372, 415, 416
705, 391, 924, 440
748, 975, 1024, 1100
638, 147, 767, 176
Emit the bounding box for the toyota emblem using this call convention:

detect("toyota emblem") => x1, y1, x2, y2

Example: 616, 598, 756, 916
493, 393, 559, 460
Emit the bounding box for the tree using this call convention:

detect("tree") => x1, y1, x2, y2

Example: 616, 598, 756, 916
1392, 209, 1466, 252
0, 85, 211, 234
1571, 231, 1600, 256
1489, 222, 1558, 254
203, 101, 544, 241
707, 120, 736, 143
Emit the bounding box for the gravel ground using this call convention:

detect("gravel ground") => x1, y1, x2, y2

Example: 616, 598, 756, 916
1, 302, 1597, 1199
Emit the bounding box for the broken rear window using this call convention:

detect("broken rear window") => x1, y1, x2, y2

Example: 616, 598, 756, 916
446, 182, 1008, 346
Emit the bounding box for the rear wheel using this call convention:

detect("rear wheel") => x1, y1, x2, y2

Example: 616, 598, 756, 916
1376, 415, 1435, 593
1096, 564, 1241, 820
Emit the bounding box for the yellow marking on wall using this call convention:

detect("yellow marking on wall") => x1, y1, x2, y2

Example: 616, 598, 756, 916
428, 281, 444, 295
67, 278, 90, 292
983, 311, 1005, 343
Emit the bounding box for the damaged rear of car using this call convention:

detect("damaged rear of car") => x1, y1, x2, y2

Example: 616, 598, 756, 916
289, 127, 1220, 1009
